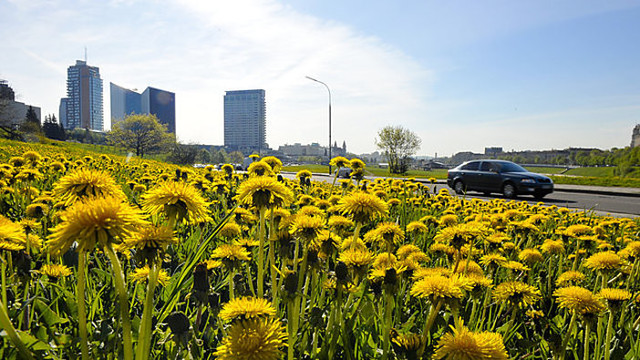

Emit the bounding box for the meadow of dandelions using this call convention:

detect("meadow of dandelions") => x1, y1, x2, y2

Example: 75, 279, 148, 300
0, 139, 639, 360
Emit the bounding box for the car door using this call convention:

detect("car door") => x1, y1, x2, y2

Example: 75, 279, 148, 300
478, 161, 503, 192
458, 161, 482, 190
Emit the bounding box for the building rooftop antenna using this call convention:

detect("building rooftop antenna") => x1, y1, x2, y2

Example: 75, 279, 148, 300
84, 46, 87, 62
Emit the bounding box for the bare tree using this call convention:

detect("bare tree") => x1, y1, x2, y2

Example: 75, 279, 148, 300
375, 125, 422, 174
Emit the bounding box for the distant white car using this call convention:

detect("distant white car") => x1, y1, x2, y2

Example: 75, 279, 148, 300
335, 168, 352, 178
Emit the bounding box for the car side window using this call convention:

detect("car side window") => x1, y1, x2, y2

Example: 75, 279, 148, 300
460, 162, 479, 171
480, 162, 499, 172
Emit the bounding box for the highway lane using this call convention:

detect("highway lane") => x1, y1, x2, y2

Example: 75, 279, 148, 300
442, 186, 640, 218
280, 172, 639, 218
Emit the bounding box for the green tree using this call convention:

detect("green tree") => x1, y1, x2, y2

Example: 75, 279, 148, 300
375, 125, 421, 174
228, 151, 244, 164
167, 143, 199, 165
107, 114, 174, 157
20, 106, 41, 134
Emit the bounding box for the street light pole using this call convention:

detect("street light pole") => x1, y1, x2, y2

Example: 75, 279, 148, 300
306, 76, 332, 174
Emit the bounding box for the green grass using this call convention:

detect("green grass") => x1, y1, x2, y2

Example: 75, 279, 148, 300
523, 166, 567, 174
550, 175, 640, 188
564, 166, 616, 177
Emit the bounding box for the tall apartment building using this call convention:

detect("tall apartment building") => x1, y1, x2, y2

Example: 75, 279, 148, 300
224, 89, 266, 153
60, 60, 103, 131
109, 83, 175, 133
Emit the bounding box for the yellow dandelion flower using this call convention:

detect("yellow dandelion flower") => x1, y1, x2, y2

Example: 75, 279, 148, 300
261, 156, 283, 173
338, 248, 374, 269
452, 260, 484, 276
556, 270, 586, 287
219, 297, 277, 322
142, 181, 211, 225
406, 221, 429, 234
373, 222, 405, 247
433, 321, 508, 360
211, 244, 251, 264
38, 264, 73, 280
330, 156, 351, 168
215, 318, 286, 360
439, 214, 459, 227
219, 222, 242, 239
493, 281, 540, 309
125, 225, 177, 263
584, 252, 622, 271
410, 275, 467, 302
289, 214, 323, 242
540, 239, 564, 255
296, 169, 312, 180
479, 254, 507, 268
554, 286, 605, 315
131, 266, 171, 286
501, 261, 530, 272
0, 215, 27, 246
335, 191, 388, 224
429, 243, 456, 256
397, 244, 421, 259
518, 248, 544, 265
247, 161, 273, 177
328, 215, 354, 230
47, 195, 147, 256
0, 242, 24, 252
598, 288, 632, 310
349, 158, 365, 170
391, 330, 423, 357
235, 176, 294, 210
53, 168, 126, 206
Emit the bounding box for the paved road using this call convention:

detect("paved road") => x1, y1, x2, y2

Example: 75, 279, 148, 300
281, 172, 639, 218
442, 185, 639, 218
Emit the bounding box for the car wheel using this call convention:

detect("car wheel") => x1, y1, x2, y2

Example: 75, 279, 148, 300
502, 183, 517, 199
453, 180, 465, 195
534, 192, 546, 200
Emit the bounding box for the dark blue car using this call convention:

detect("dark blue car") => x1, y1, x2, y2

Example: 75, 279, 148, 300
447, 160, 554, 199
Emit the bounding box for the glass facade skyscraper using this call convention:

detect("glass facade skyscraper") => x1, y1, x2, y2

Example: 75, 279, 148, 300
224, 89, 266, 153
108, 84, 175, 133
110, 82, 142, 125
63, 60, 103, 131
142, 87, 175, 133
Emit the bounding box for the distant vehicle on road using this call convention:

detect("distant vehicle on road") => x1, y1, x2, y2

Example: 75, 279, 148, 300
447, 160, 553, 199
335, 167, 352, 178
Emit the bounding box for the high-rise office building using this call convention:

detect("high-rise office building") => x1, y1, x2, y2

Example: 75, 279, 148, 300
62, 60, 103, 131
141, 87, 175, 133
108, 83, 175, 133
224, 89, 266, 153
110, 82, 142, 125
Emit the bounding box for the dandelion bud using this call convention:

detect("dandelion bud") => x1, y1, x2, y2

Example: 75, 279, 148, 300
193, 263, 209, 292
309, 307, 324, 328
165, 311, 190, 337
384, 267, 397, 287
284, 272, 298, 296
335, 261, 349, 282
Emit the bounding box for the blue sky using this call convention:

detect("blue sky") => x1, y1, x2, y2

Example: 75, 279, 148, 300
1, 0, 639, 156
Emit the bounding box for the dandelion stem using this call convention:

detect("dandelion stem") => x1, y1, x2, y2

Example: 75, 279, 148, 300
104, 244, 134, 360
77, 252, 90, 360
559, 311, 577, 360
583, 320, 591, 360
136, 262, 159, 360
604, 310, 615, 360
257, 208, 266, 298
0, 299, 34, 360
382, 288, 395, 360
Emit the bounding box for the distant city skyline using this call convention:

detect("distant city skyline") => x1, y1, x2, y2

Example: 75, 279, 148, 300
1, 1, 639, 156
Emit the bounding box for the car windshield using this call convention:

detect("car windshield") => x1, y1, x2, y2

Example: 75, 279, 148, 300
499, 162, 528, 173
